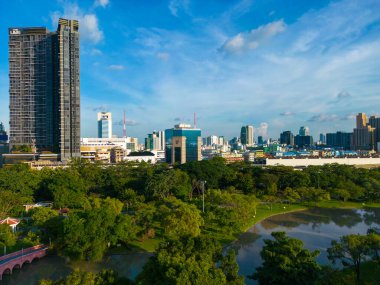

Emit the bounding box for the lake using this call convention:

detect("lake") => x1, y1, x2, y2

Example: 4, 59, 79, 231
2, 207, 379, 284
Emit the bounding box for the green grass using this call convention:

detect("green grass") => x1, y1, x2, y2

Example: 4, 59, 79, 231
250, 203, 307, 227
129, 237, 162, 252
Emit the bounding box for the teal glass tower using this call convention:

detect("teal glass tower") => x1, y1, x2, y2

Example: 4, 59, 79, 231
165, 124, 201, 164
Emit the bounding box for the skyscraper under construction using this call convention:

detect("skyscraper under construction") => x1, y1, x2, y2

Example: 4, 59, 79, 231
8, 18, 80, 160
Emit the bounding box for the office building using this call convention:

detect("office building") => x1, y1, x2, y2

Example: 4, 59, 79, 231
294, 135, 313, 148
369, 116, 380, 151
8, 18, 80, 161
326, 132, 352, 149
352, 113, 375, 151
145, 131, 165, 151
0, 123, 8, 143
206, 135, 219, 146
257, 136, 263, 145
356, 113, 367, 129
319, 133, 326, 144
299, 126, 310, 136
165, 124, 201, 164
98, 112, 112, 138
280, 131, 294, 146
240, 125, 254, 145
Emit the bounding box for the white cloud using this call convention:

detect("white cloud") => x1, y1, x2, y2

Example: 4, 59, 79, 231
107, 65, 125, 70
308, 114, 339, 122
90, 48, 102, 56
50, 2, 104, 44
95, 0, 109, 8
280, 111, 295, 116
220, 20, 286, 53
257, 123, 269, 138
157, 52, 170, 61
168, 0, 190, 17
82, 0, 380, 139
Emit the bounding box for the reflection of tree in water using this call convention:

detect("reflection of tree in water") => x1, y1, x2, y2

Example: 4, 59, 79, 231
363, 207, 380, 226
229, 231, 261, 253
260, 208, 362, 231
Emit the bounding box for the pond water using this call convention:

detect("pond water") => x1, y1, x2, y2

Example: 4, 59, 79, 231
231, 207, 380, 284
1, 207, 379, 284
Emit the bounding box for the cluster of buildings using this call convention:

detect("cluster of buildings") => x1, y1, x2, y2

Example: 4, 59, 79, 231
1, 19, 380, 169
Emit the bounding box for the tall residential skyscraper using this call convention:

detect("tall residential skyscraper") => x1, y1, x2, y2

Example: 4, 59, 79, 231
240, 125, 254, 145
8, 18, 80, 160
9, 27, 51, 150
98, 112, 112, 138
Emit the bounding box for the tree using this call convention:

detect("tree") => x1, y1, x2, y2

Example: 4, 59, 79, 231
367, 232, 380, 263
136, 236, 243, 285
0, 224, 16, 247
253, 231, 321, 285
220, 250, 245, 285
283, 187, 300, 204
159, 197, 204, 238
327, 234, 371, 283
59, 198, 126, 261
0, 190, 21, 219
31, 207, 59, 227
38, 269, 133, 285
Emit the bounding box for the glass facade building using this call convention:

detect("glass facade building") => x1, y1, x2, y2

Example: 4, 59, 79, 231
97, 112, 112, 139
165, 124, 201, 164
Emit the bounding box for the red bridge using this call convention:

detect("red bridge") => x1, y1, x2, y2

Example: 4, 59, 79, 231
0, 245, 48, 280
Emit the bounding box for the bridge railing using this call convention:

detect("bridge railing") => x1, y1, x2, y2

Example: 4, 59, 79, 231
0, 245, 46, 262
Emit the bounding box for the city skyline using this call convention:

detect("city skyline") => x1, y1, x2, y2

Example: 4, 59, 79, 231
1, 0, 380, 142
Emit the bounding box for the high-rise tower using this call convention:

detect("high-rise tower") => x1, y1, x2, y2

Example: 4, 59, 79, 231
9, 27, 51, 151
240, 125, 254, 145
8, 18, 80, 160
98, 112, 112, 138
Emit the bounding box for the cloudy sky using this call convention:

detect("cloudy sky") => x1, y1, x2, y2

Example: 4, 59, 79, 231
0, 0, 379, 141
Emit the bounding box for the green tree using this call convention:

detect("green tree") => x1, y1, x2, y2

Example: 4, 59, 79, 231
159, 197, 204, 238
220, 250, 245, 285
253, 231, 321, 285
283, 187, 300, 204
59, 198, 126, 261
38, 269, 132, 285
0, 224, 16, 247
327, 234, 371, 283
31, 207, 59, 227
0, 190, 21, 219
136, 236, 243, 285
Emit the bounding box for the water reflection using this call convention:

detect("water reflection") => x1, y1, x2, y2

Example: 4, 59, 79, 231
1, 250, 152, 285
232, 208, 380, 285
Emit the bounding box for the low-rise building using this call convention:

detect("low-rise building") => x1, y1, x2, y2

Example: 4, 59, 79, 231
0, 217, 20, 232
125, 151, 156, 164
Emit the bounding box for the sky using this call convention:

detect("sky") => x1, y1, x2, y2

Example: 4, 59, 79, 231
0, 0, 379, 141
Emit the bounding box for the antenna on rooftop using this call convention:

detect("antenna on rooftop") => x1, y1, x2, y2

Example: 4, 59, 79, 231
123, 110, 127, 138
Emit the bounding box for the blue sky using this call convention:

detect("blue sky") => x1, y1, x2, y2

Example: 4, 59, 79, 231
0, 0, 379, 141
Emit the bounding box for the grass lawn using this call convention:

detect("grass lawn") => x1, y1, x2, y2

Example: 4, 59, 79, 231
129, 237, 162, 252
128, 200, 380, 252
